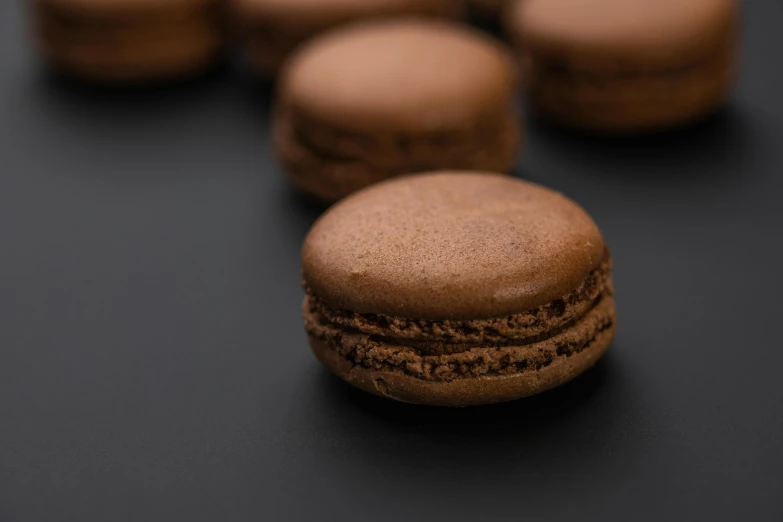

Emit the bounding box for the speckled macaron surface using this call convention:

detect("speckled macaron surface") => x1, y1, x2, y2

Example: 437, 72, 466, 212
508, 0, 739, 132
274, 20, 521, 203
302, 172, 616, 407
35, 0, 224, 83
230, 0, 458, 76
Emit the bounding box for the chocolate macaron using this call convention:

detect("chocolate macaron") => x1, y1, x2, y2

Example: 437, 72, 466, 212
275, 20, 521, 203
34, 0, 224, 83
230, 0, 458, 76
302, 172, 616, 407
508, 0, 739, 131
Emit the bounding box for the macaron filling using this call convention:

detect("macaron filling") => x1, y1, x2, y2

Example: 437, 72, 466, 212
275, 106, 518, 200
533, 45, 733, 83
279, 106, 516, 165
304, 253, 614, 382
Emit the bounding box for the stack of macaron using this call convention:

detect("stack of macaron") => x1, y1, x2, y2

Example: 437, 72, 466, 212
33, 0, 740, 136
286, 0, 739, 405
30, 0, 743, 405
269, 0, 739, 200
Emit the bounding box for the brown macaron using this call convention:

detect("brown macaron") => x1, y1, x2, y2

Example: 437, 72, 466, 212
508, 0, 739, 132
302, 172, 616, 407
34, 0, 224, 84
274, 20, 521, 203
230, 0, 459, 76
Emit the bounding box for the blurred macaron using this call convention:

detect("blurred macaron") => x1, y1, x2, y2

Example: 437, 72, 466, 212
34, 0, 225, 84
508, 0, 740, 132
273, 19, 521, 203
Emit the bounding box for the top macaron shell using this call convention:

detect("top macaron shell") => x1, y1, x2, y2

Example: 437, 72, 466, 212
302, 172, 606, 320
279, 20, 517, 134
512, 0, 738, 65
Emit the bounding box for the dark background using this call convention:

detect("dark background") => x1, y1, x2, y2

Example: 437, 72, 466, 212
1, 1, 782, 520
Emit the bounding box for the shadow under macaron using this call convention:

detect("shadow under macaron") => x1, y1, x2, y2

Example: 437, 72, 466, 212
39, 59, 233, 110
321, 354, 610, 420
304, 351, 639, 473
524, 103, 753, 183
234, 61, 277, 119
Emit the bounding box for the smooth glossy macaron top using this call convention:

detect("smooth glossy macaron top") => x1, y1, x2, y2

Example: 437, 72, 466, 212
302, 172, 605, 320
512, 0, 737, 64
280, 19, 517, 134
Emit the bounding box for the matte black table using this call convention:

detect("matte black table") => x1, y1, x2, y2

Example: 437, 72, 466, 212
1, 2, 781, 520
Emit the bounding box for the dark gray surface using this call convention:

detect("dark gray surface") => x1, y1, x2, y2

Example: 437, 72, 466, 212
1, 1, 782, 521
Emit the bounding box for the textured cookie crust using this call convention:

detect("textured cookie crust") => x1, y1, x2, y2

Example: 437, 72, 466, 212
302, 173, 606, 319
307, 254, 612, 346
509, 0, 739, 131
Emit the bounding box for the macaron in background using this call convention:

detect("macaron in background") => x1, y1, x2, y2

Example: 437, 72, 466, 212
274, 19, 522, 203
507, 0, 740, 132
34, 0, 226, 84
302, 172, 615, 407
229, 0, 459, 77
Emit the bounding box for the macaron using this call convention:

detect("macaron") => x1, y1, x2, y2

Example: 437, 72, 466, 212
508, 0, 739, 132
302, 172, 616, 407
230, 0, 459, 76
34, 0, 224, 84
274, 20, 521, 203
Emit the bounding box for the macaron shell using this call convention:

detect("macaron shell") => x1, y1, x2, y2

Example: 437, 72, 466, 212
274, 104, 520, 202
302, 172, 605, 320
280, 20, 517, 134
35, 0, 223, 83
513, 0, 738, 66
305, 253, 611, 344
528, 46, 736, 131
308, 294, 616, 407
40, 31, 221, 82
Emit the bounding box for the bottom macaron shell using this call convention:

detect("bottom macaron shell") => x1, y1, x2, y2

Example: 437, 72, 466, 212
36, 19, 223, 83
531, 58, 735, 132
307, 295, 616, 407
274, 108, 520, 203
